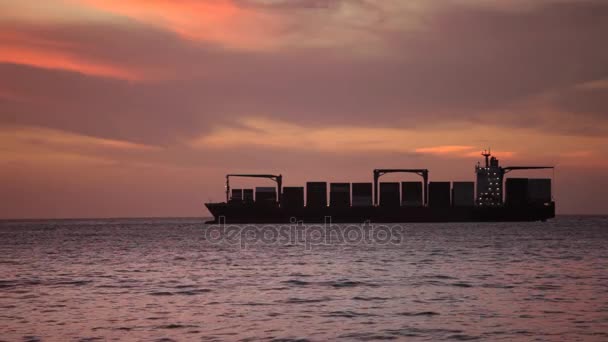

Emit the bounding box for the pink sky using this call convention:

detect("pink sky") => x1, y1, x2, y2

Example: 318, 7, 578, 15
1, 0, 607, 218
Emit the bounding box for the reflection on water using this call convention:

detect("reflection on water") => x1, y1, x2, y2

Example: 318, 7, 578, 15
1, 217, 607, 341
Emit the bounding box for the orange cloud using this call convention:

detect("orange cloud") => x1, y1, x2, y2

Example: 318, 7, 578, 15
556, 150, 608, 168
0, 125, 166, 173
0, 88, 27, 102
415, 145, 474, 154
1, 148, 118, 166
80, 0, 280, 50
1, 125, 161, 153
0, 45, 141, 80
191, 117, 608, 166
191, 117, 522, 157
463, 150, 515, 158
415, 145, 516, 158
560, 150, 593, 158
191, 117, 425, 153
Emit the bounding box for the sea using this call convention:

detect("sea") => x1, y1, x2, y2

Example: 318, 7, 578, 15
1, 216, 607, 341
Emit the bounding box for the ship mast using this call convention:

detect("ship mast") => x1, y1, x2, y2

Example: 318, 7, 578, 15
481, 148, 491, 168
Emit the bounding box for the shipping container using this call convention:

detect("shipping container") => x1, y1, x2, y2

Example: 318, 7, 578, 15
401, 181, 423, 207
306, 182, 327, 208
255, 187, 277, 205
452, 182, 474, 207
330, 183, 350, 192
380, 182, 400, 207
352, 183, 373, 207
527, 178, 551, 204
243, 189, 254, 203
429, 182, 451, 207
505, 178, 528, 206
330, 183, 350, 207
231, 188, 243, 200
282, 187, 304, 208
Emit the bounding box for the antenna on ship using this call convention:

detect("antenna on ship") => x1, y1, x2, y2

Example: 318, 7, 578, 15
481, 148, 491, 168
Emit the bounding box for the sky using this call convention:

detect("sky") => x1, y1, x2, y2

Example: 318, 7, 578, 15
1, 0, 607, 218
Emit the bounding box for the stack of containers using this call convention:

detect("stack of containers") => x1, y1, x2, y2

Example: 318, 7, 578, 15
527, 179, 551, 205
330, 183, 350, 207
380, 182, 400, 207
452, 182, 474, 207
306, 182, 327, 208
429, 182, 451, 207
243, 189, 254, 203
401, 182, 423, 207
231, 189, 243, 202
352, 183, 373, 207
505, 178, 528, 206
281, 187, 304, 208
255, 187, 277, 206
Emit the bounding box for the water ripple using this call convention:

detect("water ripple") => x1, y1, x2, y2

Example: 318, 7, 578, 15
1, 217, 607, 341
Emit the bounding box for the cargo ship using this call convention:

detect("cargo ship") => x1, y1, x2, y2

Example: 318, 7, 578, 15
205, 151, 555, 223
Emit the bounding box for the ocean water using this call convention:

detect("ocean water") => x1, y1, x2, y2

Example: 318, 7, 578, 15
1, 217, 607, 341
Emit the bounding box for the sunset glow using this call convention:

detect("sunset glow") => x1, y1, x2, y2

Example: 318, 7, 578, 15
1, 0, 607, 217
0, 45, 141, 80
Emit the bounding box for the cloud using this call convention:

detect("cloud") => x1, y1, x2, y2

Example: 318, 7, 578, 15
0, 22, 177, 81
0, 45, 140, 80
413, 145, 518, 158
575, 79, 608, 91
0, 0, 110, 23
76, 0, 407, 51
1, 125, 161, 151
551, 86, 608, 119
74, 0, 556, 52
463, 150, 515, 158
560, 150, 593, 158
189, 117, 605, 163
0, 125, 162, 167
1, 148, 117, 166
1, 0, 608, 143
0, 88, 27, 102
78, 0, 284, 50
237, 0, 347, 9
1, 0, 608, 217
191, 117, 426, 153
415, 145, 475, 155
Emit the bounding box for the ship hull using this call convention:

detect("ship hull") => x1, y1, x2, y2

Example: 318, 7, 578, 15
204, 202, 555, 224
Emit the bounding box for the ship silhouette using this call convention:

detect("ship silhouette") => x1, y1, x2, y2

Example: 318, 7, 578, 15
205, 151, 555, 223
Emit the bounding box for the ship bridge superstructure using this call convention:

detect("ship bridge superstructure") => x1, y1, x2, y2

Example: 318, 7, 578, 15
475, 150, 503, 206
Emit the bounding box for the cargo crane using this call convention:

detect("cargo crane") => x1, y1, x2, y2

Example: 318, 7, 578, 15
225, 174, 282, 203
502, 166, 554, 174
373, 169, 429, 206
480, 149, 554, 176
